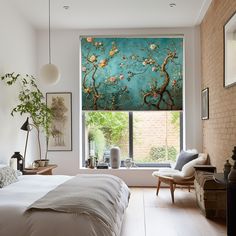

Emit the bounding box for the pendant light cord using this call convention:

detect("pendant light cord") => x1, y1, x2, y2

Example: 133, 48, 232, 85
49, 0, 51, 64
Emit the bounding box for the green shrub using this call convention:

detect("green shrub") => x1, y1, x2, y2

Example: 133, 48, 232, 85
86, 111, 128, 147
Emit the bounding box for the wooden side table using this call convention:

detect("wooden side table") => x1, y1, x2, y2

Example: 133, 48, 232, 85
23, 164, 57, 175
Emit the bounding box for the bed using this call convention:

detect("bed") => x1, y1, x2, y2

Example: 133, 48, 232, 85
0, 170, 130, 236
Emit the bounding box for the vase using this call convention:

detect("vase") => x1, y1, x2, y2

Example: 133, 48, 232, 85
44, 159, 49, 166
224, 159, 232, 180
110, 147, 120, 169
35, 159, 46, 167
10, 152, 23, 171
40, 159, 49, 167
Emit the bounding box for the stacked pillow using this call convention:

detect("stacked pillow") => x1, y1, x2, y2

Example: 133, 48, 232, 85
0, 165, 18, 188
181, 153, 208, 178
174, 150, 198, 171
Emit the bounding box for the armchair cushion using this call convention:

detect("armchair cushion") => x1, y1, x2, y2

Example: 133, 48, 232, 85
182, 153, 208, 178
152, 169, 180, 178
152, 153, 208, 182
174, 150, 198, 171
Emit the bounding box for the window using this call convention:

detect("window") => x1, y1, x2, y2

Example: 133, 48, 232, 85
82, 111, 182, 167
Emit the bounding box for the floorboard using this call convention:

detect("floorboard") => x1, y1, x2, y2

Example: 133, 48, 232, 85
121, 188, 226, 236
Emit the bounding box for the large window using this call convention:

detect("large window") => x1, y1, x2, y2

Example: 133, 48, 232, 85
82, 111, 182, 167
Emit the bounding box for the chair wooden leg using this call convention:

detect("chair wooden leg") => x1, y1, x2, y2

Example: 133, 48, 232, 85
173, 184, 176, 191
188, 185, 191, 192
170, 182, 175, 203
156, 179, 161, 196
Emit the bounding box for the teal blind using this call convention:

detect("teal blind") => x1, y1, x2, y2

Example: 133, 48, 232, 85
81, 37, 183, 111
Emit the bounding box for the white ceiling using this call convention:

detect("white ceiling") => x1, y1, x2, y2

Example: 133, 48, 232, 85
9, 0, 212, 29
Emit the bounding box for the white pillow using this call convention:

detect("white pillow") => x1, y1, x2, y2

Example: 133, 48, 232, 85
0, 164, 22, 176
0, 166, 18, 188
181, 153, 207, 178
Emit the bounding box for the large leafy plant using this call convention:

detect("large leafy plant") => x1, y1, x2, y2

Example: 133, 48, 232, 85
1, 73, 52, 136
85, 111, 128, 146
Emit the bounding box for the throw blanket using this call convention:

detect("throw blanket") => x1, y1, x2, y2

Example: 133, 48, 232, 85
26, 174, 130, 236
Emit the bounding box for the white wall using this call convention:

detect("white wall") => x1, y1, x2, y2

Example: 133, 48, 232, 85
0, 1, 37, 165
36, 30, 80, 175
36, 28, 202, 185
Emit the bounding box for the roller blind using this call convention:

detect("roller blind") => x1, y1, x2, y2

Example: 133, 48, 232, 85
81, 37, 183, 111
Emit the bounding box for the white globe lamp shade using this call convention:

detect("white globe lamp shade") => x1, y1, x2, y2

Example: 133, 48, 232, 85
40, 63, 60, 85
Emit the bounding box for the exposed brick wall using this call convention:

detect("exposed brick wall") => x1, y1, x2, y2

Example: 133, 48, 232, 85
201, 0, 236, 171
133, 112, 179, 160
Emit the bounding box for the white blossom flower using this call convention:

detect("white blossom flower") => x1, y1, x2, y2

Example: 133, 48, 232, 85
150, 44, 157, 50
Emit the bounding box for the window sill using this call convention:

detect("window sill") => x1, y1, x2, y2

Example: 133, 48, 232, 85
78, 167, 167, 187
78, 167, 171, 187
79, 167, 168, 170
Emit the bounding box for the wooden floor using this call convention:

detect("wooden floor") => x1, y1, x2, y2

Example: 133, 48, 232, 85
121, 188, 226, 236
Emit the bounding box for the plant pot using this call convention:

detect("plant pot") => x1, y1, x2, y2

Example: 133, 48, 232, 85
39, 159, 50, 167
44, 159, 49, 167
35, 160, 45, 167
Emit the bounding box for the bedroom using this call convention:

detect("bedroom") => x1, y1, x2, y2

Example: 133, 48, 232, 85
0, 0, 236, 235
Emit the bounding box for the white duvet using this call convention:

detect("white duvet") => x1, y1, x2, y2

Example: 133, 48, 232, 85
0, 174, 130, 236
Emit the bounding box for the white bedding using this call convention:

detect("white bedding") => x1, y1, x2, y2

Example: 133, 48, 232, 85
0, 174, 130, 236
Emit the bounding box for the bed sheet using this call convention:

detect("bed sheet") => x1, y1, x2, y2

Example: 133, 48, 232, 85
0, 175, 129, 236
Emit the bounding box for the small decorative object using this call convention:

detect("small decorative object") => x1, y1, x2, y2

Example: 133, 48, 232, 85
87, 157, 94, 169
224, 11, 236, 88
94, 156, 98, 167
10, 152, 23, 171
228, 146, 236, 182
201, 88, 209, 120
131, 161, 136, 168
224, 159, 232, 180
124, 158, 132, 168
103, 150, 110, 164
97, 163, 109, 169
120, 160, 125, 167
110, 147, 120, 169
46, 92, 72, 151
32, 161, 39, 169
85, 160, 89, 168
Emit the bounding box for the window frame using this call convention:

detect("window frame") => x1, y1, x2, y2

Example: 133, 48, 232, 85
82, 111, 183, 167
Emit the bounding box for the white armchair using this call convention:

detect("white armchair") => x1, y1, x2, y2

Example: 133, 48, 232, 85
152, 153, 208, 203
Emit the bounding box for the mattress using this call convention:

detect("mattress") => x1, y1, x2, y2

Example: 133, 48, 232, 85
0, 174, 130, 236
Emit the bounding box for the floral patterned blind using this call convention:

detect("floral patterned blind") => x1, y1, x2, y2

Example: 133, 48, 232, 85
81, 37, 183, 111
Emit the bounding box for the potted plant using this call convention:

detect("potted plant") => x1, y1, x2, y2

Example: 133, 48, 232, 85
1, 73, 53, 166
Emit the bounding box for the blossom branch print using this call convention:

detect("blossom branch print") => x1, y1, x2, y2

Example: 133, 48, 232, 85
81, 37, 183, 110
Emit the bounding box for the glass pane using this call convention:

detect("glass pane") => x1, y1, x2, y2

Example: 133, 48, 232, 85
133, 111, 180, 164
84, 111, 129, 163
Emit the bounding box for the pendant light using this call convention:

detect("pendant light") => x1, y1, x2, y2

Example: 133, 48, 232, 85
40, 0, 60, 85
